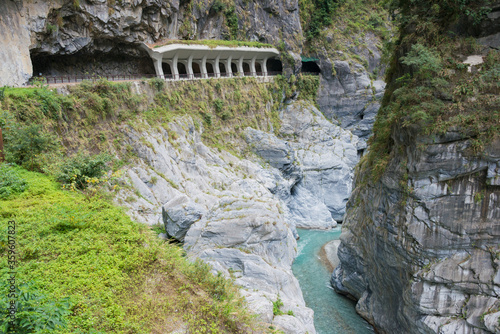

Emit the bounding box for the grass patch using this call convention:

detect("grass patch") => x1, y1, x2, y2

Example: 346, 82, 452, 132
0, 169, 259, 333
151, 39, 274, 49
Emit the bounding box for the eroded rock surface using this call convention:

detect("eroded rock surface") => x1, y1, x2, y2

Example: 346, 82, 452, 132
245, 102, 360, 225
0, 0, 302, 85
114, 108, 316, 333
332, 127, 500, 333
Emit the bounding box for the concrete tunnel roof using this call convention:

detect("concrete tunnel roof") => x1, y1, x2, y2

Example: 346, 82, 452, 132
142, 43, 280, 62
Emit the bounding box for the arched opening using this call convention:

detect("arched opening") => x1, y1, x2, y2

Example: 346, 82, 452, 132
266, 58, 282, 74
206, 63, 215, 77
231, 63, 238, 75
301, 61, 321, 74
243, 62, 251, 76
162, 62, 172, 78
192, 62, 201, 78
255, 62, 262, 75
219, 63, 227, 77
30, 50, 155, 80
177, 62, 187, 78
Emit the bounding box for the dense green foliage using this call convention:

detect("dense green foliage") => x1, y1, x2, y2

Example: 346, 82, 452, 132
365, 0, 499, 180
0, 281, 71, 333
0, 74, 319, 332
56, 153, 111, 190
299, 0, 392, 72
0, 169, 258, 333
0, 164, 27, 199
3, 124, 59, 172
1, 74, 317, 173
300, 0, 345, 39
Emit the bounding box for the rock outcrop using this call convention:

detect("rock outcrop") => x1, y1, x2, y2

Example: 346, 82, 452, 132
114, 109, 316, 333
0, 0, 302, 85
332, 127, 500, 333
0, 1, 32, 86
244, 101, 360, 225
317, 55, 386, 150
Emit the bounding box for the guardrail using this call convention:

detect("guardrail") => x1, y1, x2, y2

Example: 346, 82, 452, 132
29, 71, 284, 86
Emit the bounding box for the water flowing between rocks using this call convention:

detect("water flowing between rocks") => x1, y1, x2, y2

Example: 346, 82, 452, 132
292, 228, 374, 334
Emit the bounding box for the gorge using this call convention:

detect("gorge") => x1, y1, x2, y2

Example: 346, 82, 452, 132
0, 0, 499, 333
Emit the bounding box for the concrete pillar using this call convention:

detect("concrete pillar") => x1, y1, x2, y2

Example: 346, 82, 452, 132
172, 53, 179, 80
225, 56, 232, 77
153, 56, 164, 79
261, 57, 268, 76
214, 55, 220, 78
187, 54, 194, 79
237, 56, 244, 76
250, 56, 257, 76
201, 55, 208, 79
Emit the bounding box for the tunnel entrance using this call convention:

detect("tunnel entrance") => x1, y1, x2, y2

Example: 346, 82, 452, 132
266, 58, 283, 74
231, 62, 238, 75
192, 62, 201, 78
30, 49, 155, 78
301, 58, 321, 74
206, 63, 215, 77
255, 62, 262, 74
177, 62, 187, 78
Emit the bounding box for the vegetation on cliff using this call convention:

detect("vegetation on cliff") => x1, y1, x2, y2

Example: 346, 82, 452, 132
0, 165, 260, 333
299, 0, 392, 73
365, 0, 499, 180
0, 75, 318, 332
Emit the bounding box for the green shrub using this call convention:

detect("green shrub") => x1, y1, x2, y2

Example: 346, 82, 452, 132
4, 124, 59, 171
56, 153, 111, 190
212, 0, 226, 12
213, 98, 224, 113
0, 281, 71, 333
224, 6, 239, 39
148, 77, 165, 91
400, 44, 442, 80
272, 297, 284, 316
0, 164, 27, 199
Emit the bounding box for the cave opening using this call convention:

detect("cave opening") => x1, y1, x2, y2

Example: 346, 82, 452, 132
301, 60, 321, 74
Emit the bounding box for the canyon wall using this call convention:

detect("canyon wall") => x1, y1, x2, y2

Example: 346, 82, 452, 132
332, 2, 500, 333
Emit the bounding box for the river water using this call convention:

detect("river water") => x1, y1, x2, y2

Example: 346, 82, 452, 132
292, 228, 374, 334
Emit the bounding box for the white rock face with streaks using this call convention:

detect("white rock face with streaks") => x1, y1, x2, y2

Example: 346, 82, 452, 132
115, 114, 316, 333
244, 101, 360, 224
332, 128, 500, 334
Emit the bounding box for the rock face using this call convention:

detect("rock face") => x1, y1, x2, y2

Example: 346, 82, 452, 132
0, 0, 302, 85
244, 101, 360, 225
317, 59, 385, 150
113, 104, 316, 333
0, 1, 32, 86
331, 127, 500, 333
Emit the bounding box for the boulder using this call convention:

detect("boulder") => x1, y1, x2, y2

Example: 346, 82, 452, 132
162, 195, 206, 241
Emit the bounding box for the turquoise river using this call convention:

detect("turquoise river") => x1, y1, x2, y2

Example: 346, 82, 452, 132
292, 228, 374, 334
